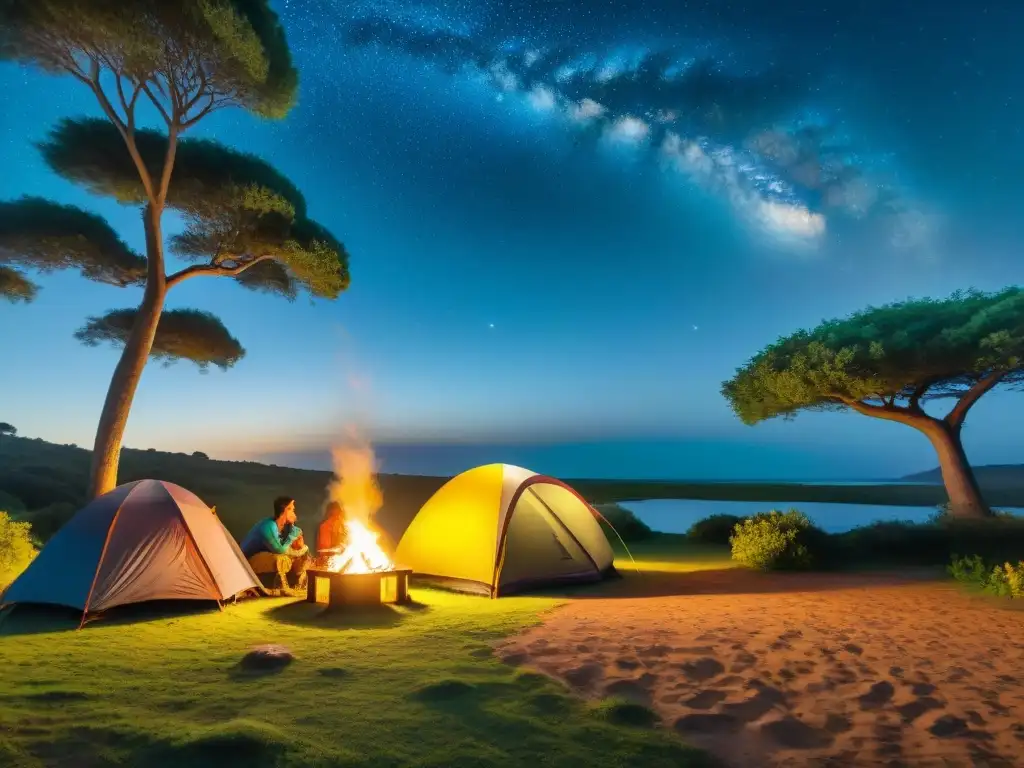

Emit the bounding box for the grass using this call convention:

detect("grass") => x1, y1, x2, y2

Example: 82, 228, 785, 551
0, 544, 728, 768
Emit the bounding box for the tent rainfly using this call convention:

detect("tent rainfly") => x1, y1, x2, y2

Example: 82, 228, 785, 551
394, 463, 616, 596
1, 479, 261, 625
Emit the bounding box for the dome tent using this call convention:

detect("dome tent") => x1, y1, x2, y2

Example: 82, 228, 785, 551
394, 464, 616, 596
1, 479, 261, 626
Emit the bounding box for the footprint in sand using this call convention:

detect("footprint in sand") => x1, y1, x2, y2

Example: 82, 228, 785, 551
722, 683, 786, 722
680, 657, 725, 682
760, 716, 835, 749
896, 696, 944, 723
563, 663, 603, 688
636, 644, 672, 658
604, 679, 655, 705
684, 689, 728, 710
824, 713, 852, 734
674, 713, 740, 734
858, 680, 895, 710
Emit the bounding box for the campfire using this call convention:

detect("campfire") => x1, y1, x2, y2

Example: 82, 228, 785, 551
305, 437, 411, 608
319, 518, 393, 575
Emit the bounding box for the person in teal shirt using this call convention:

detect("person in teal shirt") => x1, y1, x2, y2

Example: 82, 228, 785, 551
240, 496, 311, 590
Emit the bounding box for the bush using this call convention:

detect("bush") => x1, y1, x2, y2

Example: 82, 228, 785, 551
834, 516, 1024, 567
18, 502, 77, 544
949, 554, 1024, 598
0, 511, 36, 590
687, 514, 746, 545
592, 503, 653, 542
729, 509, 827, 571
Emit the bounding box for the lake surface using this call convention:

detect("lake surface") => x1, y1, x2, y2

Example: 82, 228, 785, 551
621, 499, 1024, 534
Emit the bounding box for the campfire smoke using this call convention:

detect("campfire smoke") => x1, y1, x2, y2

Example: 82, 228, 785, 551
322, 427, 392, 575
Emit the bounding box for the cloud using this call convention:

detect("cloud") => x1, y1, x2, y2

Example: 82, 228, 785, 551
527, 84, 557, 111
569, 98, 606, 122
489, 60, 519, 91
605, 115, 650, 144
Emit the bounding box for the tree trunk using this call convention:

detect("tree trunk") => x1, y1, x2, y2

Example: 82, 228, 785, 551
87, 206, 166, 499
923, 422, 992, 519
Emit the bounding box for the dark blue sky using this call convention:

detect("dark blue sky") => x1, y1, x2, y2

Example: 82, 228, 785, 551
0, 0, 1021, 480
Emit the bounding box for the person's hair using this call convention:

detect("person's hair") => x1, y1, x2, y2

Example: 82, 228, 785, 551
323, 500, 343, 519
273, 496, 295, 519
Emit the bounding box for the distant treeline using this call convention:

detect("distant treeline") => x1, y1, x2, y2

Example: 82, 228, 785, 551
2, 436, 1023, 546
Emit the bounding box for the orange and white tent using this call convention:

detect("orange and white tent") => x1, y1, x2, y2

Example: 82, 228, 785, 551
2, 479, 260, 623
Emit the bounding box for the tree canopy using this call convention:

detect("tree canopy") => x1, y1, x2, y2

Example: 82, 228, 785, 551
722, 287, 1024, 426
75, 308, 246, 371
36, 118, 350, 300
0, 423, 16, 436
0, 266, 38, 303
0, 0, 297, 121
39, 117, 306, 217
0, 197, 147, 290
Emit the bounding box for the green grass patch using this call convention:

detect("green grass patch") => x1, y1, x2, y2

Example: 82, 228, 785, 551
0, 577, 715, 767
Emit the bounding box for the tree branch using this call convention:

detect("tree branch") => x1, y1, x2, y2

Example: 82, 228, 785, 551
86, 59, 156, 202
836, 395, 934, 427
141, 81, 173, 126
166, 254, 275, 289
944, 371, 1007, 430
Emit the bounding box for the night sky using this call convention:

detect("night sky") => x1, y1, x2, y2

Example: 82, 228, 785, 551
0, 0, 1021, 480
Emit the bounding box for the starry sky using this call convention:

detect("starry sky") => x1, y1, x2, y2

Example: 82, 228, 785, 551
0, 0, 1021, 480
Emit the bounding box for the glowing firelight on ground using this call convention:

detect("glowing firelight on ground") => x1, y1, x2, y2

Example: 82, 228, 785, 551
322, 429, 394, 574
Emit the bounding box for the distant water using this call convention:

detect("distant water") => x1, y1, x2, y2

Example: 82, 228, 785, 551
621, 499, 1024, 535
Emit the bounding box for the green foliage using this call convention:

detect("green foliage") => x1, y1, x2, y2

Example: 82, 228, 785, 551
722, 287, 1024, 425
40, 118, 307, 216
0, 0, 297, 119
0, 511, 36, 590
949, 555, 1024, 599
15, 503, 76, 544
832, 517, 1024, 567
0, 423, 16, 437
729, 509, 826, 571
39, 119, 350, 300
0, 265, 37, 303
593, 503, 653, 542
75, 308, 246, 371
0, 197, 146, 288
687, 513, 746, 544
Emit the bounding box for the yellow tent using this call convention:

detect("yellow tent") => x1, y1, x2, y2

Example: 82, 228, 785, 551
394, 464, 616, 596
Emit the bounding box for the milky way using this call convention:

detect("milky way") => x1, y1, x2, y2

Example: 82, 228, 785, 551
274, 0, 936, 253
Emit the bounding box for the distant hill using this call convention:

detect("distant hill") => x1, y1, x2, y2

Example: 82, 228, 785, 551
3, 436, 1024, 546
902, 465, 1024, 489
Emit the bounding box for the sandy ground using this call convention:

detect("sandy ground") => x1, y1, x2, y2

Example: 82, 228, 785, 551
494, 569, 1024, 767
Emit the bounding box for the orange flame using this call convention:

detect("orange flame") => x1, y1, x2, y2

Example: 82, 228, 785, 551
323, 427, 393, 574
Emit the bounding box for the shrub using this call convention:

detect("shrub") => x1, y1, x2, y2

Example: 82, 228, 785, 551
18, 502, 77, 544
949, 555, 1024, 598
592, 503, 653, 542
687, 514, 746, 545
729, 509, 826, 571
0, 511, 36, 590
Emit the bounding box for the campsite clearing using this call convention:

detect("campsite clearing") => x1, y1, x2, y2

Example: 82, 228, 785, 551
496, 560, 1024, 768
0, 544, 724, 768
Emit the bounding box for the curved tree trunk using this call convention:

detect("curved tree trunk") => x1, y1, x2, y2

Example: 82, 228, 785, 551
87, 205, 166, 499
922, 421, 992, 519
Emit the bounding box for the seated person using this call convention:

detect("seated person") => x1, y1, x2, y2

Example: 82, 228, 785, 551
317, 501, 348, 553
240, 496, 311, 590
